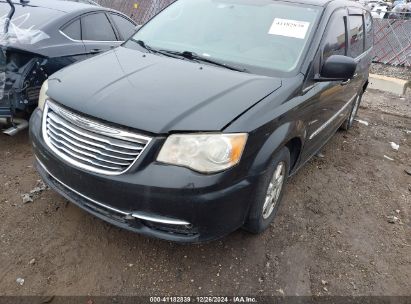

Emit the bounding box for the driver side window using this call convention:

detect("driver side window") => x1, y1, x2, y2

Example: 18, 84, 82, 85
322, 10, 348, 62
303, 9, 348, 89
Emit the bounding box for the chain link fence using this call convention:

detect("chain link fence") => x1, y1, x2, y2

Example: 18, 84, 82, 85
97, 1, 411, 67
373, 18, 411, 66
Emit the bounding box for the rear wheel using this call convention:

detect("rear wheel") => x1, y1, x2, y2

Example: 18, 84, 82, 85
243, 147, 290, 234
341, 93, 362, 131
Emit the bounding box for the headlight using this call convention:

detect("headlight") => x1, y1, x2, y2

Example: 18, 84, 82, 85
38, 79, 49, 110
157, 133, 248, 173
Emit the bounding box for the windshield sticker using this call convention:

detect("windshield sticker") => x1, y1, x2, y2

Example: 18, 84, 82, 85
268, 18, 310, 39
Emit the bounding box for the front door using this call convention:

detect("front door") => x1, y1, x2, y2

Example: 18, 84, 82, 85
301, 8, 355, 159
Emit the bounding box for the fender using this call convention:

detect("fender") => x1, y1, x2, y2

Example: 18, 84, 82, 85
249, 120, 307, 176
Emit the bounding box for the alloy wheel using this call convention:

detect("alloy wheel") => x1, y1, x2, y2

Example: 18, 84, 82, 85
262, 161, 286, 219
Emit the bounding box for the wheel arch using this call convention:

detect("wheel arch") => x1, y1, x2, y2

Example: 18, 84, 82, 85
249, 120, 306, 176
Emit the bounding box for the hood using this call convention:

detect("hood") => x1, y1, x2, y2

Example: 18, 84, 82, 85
48, 46, 282, 134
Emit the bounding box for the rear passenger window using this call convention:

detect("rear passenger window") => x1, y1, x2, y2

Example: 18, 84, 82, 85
349, 15, 364, 58
110, 14, 136, 40
62, 19, 81, 40
322, 10, 347, 61
364, 12, 373, 51
82, 13, 117, 41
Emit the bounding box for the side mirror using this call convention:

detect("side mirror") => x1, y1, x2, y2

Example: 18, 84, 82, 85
315, 55, 357, 82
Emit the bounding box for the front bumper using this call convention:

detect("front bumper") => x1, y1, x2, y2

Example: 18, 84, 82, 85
30, 108, 259, 243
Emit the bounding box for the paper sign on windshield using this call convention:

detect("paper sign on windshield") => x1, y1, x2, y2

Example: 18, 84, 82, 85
268, 18, 310, 39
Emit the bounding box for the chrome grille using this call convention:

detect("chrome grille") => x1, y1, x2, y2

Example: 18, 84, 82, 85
42, 100, 151, 175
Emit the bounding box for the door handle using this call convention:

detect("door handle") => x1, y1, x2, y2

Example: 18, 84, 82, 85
90, 48, 102, 54
341, 79, 351, 86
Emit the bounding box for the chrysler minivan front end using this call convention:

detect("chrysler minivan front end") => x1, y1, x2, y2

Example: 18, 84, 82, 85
30, 95, 260, 242
30, 0, 370, 242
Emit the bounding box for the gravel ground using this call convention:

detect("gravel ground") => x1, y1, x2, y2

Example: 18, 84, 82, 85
370, 63, 411, 81
0, 89, 410, 297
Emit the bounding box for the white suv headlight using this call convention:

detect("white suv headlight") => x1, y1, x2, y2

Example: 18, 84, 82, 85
38, 79, 49, 110
157, 133, 248, 173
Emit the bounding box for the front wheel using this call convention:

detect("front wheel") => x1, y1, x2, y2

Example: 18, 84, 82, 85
341, 93, 362, 131
243, 147, 290, 234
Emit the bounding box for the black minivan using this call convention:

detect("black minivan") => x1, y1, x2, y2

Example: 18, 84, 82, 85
30, 0, 373, 242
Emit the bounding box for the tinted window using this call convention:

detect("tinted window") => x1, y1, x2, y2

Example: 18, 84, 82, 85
62, 19, 81, 40
349, 15, 364, 58
322, 10, 347, 61
110, 14, 135, 40
81, 13, 117, 41
364, 12, 373, 50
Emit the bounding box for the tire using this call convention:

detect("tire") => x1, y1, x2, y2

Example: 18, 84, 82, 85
341, 92, 363, 131
243, 147, 290, 234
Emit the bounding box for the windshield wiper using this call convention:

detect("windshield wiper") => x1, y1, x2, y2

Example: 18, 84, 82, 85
131, 39, 157, 53
130, 42, 247, 72
159, 50, 248, 73
130, 39, 182, 59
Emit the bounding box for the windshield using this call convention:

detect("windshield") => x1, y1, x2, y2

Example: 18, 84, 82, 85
127, 0, 321, 76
